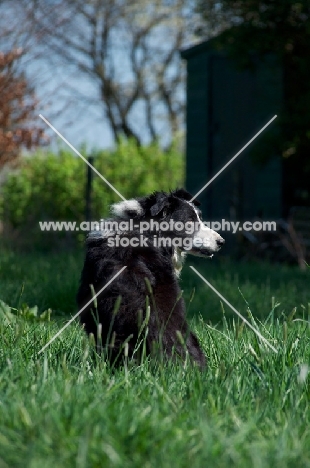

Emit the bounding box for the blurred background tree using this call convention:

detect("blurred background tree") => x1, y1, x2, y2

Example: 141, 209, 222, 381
18, 0, 201, 147
0, 49, 46, 167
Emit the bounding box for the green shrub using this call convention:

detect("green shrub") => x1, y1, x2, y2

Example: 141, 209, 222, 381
0, 138, 184, 246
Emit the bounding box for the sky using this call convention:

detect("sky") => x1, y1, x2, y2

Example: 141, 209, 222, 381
31, 57, 115, 151
1, 0, 201, 153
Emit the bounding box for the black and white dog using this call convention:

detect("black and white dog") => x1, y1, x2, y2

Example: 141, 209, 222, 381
77, 189, 224, 367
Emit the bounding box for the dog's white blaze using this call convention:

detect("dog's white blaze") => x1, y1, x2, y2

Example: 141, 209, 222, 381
111, 199, 143, 218
185, 200, 223, 253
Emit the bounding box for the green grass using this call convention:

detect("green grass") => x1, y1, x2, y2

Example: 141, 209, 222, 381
1, 248, 309, 321
0, 248, 310, 467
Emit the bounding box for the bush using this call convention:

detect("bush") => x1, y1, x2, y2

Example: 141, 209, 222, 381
0, 139, 184, 247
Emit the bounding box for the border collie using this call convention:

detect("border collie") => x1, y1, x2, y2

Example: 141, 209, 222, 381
77, 188, 224, 367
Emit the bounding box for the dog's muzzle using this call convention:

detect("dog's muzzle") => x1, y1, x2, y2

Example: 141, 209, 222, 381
190, 227, 225, 258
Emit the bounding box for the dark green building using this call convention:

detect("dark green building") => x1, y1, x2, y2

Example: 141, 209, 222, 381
180, 40, 283, 222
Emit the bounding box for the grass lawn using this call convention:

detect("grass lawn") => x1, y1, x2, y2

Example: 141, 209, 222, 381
0, 248, 309, 467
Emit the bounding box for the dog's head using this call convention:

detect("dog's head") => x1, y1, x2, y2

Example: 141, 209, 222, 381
111, 188, 224, 258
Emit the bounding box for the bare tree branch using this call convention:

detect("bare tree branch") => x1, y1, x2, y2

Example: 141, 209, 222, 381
17, 0, 200, 144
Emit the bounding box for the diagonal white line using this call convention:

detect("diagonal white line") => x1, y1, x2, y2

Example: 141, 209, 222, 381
39, 114, 126, 201
38, 266, 127, 355
190, 115, 277, 202
190, 266, 278, 353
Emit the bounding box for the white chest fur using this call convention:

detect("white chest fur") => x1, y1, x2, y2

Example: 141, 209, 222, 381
172, 248, 186, 277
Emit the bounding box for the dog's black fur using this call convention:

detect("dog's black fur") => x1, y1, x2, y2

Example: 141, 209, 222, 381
77, 188, 224, 368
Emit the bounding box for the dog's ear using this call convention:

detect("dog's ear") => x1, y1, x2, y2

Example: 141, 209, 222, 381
171, 188, 201, 207
172, 188, 192, 200
150, 194, 169, 216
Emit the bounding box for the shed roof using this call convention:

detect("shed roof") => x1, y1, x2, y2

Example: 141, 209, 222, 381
180, 37, 221, 60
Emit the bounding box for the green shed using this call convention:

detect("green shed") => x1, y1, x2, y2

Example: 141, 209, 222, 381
180, 40, 283, 223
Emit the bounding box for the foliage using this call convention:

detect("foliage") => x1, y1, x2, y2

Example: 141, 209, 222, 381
0, 249, 309, 467
196, 0, 310, 207
0, 139, 184, 245
0, 299, 51, 324
0, 48, 47, 167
